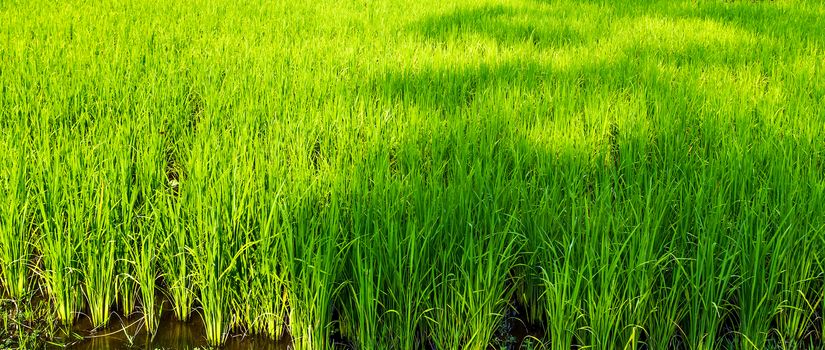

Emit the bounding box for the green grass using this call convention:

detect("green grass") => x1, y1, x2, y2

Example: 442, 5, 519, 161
0, 129, 32, 301
2, 0, 825, 349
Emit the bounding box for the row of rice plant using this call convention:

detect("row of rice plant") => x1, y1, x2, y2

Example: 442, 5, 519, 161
4, 102, 823, 349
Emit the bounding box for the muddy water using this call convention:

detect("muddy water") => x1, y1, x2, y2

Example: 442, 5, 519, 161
57, 306, 540, 349
59, 311, 291, 350
59, 313, 540, 350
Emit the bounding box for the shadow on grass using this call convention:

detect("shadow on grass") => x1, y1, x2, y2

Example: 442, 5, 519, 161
363, 6, 825, 348
415, 4, 605, 48
661, 2, 825, 47
373, 1, 809, 128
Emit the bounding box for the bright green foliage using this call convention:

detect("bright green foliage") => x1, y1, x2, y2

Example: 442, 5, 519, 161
1, 0, 825, 349
0, 129, 32, 300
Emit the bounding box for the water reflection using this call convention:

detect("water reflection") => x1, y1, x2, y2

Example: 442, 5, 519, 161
61, 311, 290, 350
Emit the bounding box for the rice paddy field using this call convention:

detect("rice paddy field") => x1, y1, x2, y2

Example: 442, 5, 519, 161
1, 0, 825, 349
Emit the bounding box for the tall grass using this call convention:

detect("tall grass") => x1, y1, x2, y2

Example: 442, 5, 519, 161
241, 177, 287, 341
159, 190, 194, 323
182, 126, 259, 346
284, 196, 347, 350
33, 133, 84, 327
1, 0, 825, 348
0, 129, 32, 300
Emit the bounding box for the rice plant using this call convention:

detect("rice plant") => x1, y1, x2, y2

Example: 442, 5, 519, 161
0, 129, 32, 300
33, 135, 86, 327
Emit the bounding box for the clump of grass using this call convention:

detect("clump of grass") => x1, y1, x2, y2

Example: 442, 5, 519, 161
428, 226, 521, 350
79, 176, 116, 329
241, 198, 288, 340
284, 192, 348, 350
0, 130, 32, 300
233, 136, 289, 341
33, 136, 86, 327
342, 232, 384, 350
682, 170, 739, 350
538, 210, 585, 350
374, 192, 436, 350
127, 123, 165, 334
158, 192, 194, 323
183, 130, 258, 346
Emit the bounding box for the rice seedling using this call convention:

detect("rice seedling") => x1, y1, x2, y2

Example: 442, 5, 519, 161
241, 197, 288, 341
647, 253, 687, 350
427, 224, 522, 350
682, 169, 739, 350
115, 212, 138, 320
126, 124, 166, 334
183, 130, 258, 346
232, 134, 288, 341
158, 191, 194, 323
33, 134, 87, 327
78, 173, 116, 329
0, 129, 32, 300
342, 230, 385, 350
111, 141, 140, 320
375, 190, 438, 350
578, 190, 633, 350
774, 149, 825, 349
284, 193, 348, 350
537, 198, 586, 350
